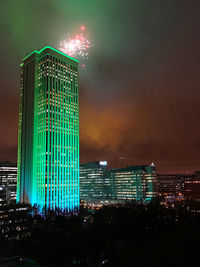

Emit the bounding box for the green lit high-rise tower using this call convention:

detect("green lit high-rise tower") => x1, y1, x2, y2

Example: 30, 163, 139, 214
17, 46, 79, 211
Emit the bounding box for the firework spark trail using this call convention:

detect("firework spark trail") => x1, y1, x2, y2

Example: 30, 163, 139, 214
59, 26, 92, 63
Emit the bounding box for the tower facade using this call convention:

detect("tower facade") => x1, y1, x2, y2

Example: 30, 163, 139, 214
17, 46, 79, 211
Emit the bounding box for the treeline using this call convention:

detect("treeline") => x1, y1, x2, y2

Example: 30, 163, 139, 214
1, 200, 200, 266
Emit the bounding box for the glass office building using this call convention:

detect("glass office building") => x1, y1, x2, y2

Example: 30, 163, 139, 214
17, 46, 79, 211
79, 161, 110, 203
80, 162, 156, 204
108, 164, 157, 202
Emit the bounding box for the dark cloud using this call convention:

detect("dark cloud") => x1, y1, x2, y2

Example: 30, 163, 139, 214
0, 0, 200, 173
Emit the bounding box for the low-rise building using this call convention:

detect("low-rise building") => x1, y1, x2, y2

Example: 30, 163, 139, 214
79, 161, 109, 204
0, 162, 17, 204
108, 164, 157, 202
184, 171, 200, 200
80, 161, 157, 205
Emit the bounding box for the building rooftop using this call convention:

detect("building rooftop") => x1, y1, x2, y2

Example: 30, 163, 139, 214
109, 165, 155, 172
22, 45, 79, 63
0, 162, 17, 167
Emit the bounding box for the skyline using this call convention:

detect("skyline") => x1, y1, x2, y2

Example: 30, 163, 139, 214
0, 1, 200, 173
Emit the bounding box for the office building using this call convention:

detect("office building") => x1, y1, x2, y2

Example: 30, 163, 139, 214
17, 46, 79, 211
156, 174, 196, 200
79, 162, 157, 204
184, 171, 200, 200
79, 161, 110, 203
109, 164, 157, 202
156, 174, 181, 197
0, 162, 17, 203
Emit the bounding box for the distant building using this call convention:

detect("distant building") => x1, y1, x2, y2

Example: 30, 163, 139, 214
156, 172, 200, 201
17, 46, 79, 211
80, 162, 157, 205
0, 203, 31, 240
184, 171, 200, 200
0, 162, 17, 204
108, 165, 157, 202
79, 161, 110, 204
156, 174, 182, 197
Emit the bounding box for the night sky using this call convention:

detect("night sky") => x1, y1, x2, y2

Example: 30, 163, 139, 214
0, 0, 200, 173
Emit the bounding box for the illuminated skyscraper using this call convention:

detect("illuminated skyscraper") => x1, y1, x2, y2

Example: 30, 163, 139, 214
17, 46, 79, 211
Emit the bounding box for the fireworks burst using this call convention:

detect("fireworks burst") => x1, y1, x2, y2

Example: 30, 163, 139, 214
59, 26, 92, 64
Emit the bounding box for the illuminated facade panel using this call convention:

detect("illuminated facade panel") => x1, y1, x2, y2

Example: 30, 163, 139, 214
0, 162, 17, 203
79, 161, 110, 202
109, 165, 157, 202
17, 46, 79, 211
80, 162, 156, 204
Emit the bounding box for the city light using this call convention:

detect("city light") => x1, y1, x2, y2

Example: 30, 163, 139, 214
99, 161, 107, 166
